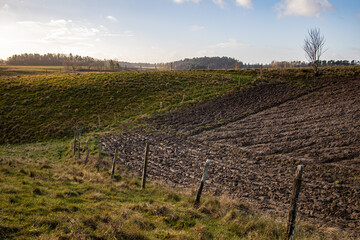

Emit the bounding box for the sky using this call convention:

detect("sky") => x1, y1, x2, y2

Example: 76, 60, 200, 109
0, 0, 359, 64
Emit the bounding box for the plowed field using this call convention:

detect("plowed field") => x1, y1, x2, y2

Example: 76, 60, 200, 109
101, 76, 360, 236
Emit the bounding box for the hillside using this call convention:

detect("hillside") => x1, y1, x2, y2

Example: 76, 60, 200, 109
1, 66, 359, 239
0, 71, 253, 144
166, 56, 241, 70
100, 67, 360, 236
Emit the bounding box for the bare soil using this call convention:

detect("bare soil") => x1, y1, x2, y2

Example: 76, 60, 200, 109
100, 76, 360, 236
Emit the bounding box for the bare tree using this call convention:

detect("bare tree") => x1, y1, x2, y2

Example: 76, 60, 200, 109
303, 28, 325, 75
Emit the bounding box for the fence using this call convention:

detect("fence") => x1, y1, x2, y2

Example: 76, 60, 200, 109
72, 128, 306, 239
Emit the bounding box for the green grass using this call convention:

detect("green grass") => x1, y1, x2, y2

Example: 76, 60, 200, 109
2, 66, 359, 144
0, 66, 64, 76
0, 71, 254, 144
0, 140, 343, 240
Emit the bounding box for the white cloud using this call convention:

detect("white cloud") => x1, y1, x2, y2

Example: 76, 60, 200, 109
0, 18, 138, 59
236, 0, 252, 8
2, 4, 10, 11
190, 25, 204, 31
17, 20, 99, 44
173, 0, 201, 3
210, 38, 249, 48
213, 0, 225, 8
0, 3, 13, 21
0, 19, 133, 50
106, 15, 118, 22
276, 0, 333, 18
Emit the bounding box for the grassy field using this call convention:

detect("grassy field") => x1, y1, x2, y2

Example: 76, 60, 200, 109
0, 65, 154, 77
0, 66, 64, 76
2, 66, 359, 144
1, 66, 358, 239
0, 139, 342, 240
0, 71, 256, 144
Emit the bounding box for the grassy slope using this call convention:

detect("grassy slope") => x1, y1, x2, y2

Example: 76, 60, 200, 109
1, 67, 358, 239
2, 67, 359, 144
0, 71, 254, 144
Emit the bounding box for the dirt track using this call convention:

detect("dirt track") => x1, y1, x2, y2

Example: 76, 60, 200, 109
101, 77, 360, 236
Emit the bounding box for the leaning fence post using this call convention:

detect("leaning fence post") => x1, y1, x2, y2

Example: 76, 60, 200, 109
111, 149, 118, 179
141, 143, 150, 190
97, 143, 101, 172
285, 165, 305, 240
194, 159, 211, 207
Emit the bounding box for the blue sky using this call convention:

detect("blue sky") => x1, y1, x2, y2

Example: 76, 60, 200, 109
0, 0, 359, 63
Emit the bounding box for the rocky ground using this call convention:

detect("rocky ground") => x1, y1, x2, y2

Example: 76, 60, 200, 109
100, 76, 360, 236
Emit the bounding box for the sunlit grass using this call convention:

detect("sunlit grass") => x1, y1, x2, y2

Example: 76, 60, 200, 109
0, 71, 254, 144
0, 140, 344, 239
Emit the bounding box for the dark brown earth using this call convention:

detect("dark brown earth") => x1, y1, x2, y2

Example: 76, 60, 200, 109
153, 79, 324, 136
100, 76, 360, 236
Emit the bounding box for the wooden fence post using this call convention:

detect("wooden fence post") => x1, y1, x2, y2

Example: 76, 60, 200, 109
78, 140, 81, 160
98, 115, 101, 128
194, 159, 211, 207
85, 147, 90, 164
284, 165, 305, 240
111, 149, 118, 179
141, 143, 150, 190
73, 131, 77, 156
73, 126, 79, 156
97, 143, 101, 172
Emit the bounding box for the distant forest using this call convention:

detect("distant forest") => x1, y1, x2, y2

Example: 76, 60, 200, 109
1, 53, 359, 70
6, 53, 103, 67
160, 57, 243, 70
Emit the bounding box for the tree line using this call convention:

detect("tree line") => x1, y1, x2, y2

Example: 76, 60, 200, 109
0, 53, 358, 70
5, 53, 105, 67
158, 56, 243, 70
